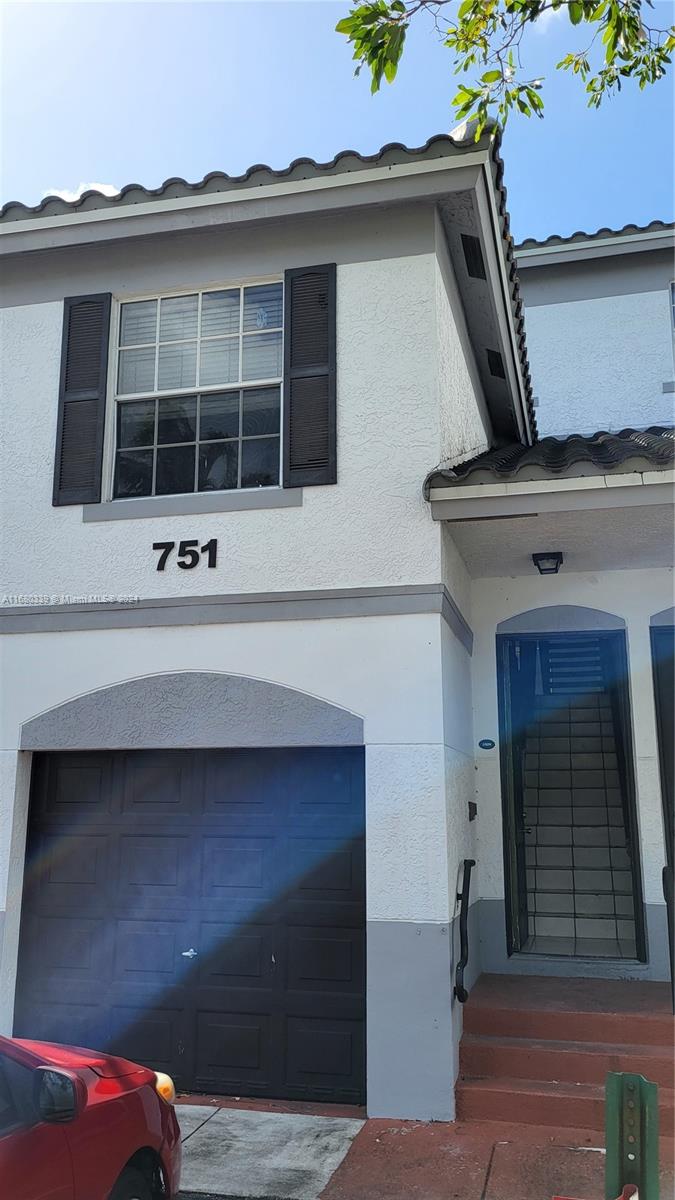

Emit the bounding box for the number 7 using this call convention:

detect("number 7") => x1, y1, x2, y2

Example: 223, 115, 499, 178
153, 542, 175, 571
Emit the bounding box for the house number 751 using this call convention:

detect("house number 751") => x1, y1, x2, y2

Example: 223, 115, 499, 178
152, 539, 218, 571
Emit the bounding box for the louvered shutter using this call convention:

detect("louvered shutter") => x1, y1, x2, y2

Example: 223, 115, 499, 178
283, 265, 336, 488
53, 294, 111, 505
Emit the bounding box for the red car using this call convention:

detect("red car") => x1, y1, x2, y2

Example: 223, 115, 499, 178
0, 1034, 181, 1199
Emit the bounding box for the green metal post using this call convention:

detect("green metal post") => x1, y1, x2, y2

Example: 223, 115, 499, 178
605, 1072, 660, 1200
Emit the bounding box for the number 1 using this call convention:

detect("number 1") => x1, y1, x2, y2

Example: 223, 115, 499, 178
201, 539, 217, 568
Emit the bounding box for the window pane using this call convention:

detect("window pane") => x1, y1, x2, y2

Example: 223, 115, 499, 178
158, 342, 197, 390
200, 392, 240, 440
202, 289, 240, 337
157, 396, 197, 444
159, 294, 198, 342
199, 441, 238, 492
120, 300, 157, 347
241, 437, 279, 487
118, 346, 155, 395
155, 444, 196, 495
243, 283, 283, 332
242, 331, 282, 381
118, 399, 155, 448
200, 337, 239, 386
114, 449, 153, 497
242, 386, 280, 436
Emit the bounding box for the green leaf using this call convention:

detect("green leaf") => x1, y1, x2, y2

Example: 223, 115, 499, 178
481, 69, 502, 82
568, 1, 583, 24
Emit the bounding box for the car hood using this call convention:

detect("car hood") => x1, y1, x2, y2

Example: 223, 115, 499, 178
14, 1039, 148, 1079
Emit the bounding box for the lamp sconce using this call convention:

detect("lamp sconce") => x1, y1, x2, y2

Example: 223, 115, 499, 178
532, 551, 563, 576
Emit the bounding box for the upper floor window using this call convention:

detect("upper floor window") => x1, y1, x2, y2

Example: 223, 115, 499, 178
113, 282, 283, 498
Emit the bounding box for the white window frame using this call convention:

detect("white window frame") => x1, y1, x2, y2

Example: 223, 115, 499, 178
103, 275, 284, 502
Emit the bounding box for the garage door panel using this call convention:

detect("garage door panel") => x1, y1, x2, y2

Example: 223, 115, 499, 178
194, 1010, 275, 1093
26, 831, 109, 912
197, 921, 275, 989
284, 1016, 364, 1103
201, 835, 276, 901
120, 751, 196, 818
287, 749, 365, 824
14, 1000, 108, 1053
117, 833, 194, 902
107, 1005, 186, 1081
32, 754, 114, 822
113, 918, 192, 986
287, 927, 365, 995
285, 837, 365, 901
204, 750, 288, 823
19, 914, 110, 986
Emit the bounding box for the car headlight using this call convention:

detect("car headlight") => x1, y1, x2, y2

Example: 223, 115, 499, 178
154, 1072, 176, 1104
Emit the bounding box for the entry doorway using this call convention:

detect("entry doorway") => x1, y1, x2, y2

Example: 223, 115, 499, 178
497, 629, 646, 960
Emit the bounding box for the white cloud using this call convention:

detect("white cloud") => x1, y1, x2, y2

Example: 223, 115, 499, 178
42, 182, 120, 203
533, 5, 566, 33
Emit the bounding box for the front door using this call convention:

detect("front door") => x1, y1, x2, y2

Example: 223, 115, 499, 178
14, 747, 366, 1104
497, 630, 646, 960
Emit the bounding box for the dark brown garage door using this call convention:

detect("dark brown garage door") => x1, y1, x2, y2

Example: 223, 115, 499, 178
14, 748, 365, 1104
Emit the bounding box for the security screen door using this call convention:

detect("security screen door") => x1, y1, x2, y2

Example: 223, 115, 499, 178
497, 630, 645, 960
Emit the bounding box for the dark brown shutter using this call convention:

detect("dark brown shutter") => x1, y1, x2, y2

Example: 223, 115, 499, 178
53, 293, 111, 506
283, 264, 336, 488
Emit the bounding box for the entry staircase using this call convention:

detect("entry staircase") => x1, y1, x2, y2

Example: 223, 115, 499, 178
457, 974, 674, 1134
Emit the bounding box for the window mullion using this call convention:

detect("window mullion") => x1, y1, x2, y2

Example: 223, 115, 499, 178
151, 398, 159, 496
153, 301, 161, 393
238, 388, 243, 488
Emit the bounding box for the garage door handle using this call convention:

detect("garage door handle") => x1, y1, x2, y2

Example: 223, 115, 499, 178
181, 948, 198, 959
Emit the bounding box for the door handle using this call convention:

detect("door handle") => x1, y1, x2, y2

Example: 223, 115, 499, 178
181, 948, 198, 959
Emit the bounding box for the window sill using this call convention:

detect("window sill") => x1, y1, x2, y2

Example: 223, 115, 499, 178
82, 488, 302, 522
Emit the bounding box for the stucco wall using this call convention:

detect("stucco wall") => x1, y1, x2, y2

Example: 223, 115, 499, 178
470, 569, 672, 963
434, 216, 491, 467
0, 610, 470, 1118
519, 251, 674, 436
0, 246, 448, 601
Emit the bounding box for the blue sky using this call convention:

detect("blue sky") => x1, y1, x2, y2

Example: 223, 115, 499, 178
1, 0, 673, 241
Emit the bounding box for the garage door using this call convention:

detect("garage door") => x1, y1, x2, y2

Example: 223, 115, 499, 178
14, 748, 366, 1104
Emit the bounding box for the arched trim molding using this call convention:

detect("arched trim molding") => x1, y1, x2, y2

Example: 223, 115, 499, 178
497, 604, 626, 635
20, 671, 364, 751
650, 607, 675, 627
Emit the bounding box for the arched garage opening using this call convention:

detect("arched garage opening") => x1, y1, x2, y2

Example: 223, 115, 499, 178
15, 672, 366, 1103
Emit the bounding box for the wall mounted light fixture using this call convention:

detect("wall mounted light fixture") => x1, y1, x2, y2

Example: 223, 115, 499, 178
532, 551, 563, 575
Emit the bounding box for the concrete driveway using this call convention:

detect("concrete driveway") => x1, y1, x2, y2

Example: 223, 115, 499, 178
176, 1103, 364, 1200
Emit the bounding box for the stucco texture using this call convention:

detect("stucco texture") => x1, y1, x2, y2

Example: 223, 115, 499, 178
0, 253, 445, 601
524, 289, 674, 435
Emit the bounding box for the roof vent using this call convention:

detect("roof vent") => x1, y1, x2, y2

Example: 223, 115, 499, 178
461, 234, 486, 280
487, 349, 506, 379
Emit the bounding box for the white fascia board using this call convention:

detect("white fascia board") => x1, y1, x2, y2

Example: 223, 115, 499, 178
429, 476, 674, 521
474, 167, 532, 444
517, 229, 673, 268
0, 153, 487, 254
428, 471, 665, 502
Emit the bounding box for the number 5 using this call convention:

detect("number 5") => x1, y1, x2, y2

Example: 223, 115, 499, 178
177, 540, 200, 569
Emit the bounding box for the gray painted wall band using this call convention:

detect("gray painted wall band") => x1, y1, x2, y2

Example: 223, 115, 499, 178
477, 898, 670, 982
518, 247, 674, 302
497, 604, 626, 634
83, 488, 303, 522
0, 582, 474, 653
20, 671, 364, 750
367, 920, 456, 1120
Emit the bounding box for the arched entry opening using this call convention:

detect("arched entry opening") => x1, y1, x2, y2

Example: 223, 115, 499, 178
496, 608, 646, 963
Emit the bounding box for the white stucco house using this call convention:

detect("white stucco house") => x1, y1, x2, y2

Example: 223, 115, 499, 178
0, 127, 672, 1124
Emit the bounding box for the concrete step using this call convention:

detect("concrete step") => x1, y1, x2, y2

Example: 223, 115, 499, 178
460, 1034, 674, 1089
463, 975, 674, 1048
456, 1076, 675, 1134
